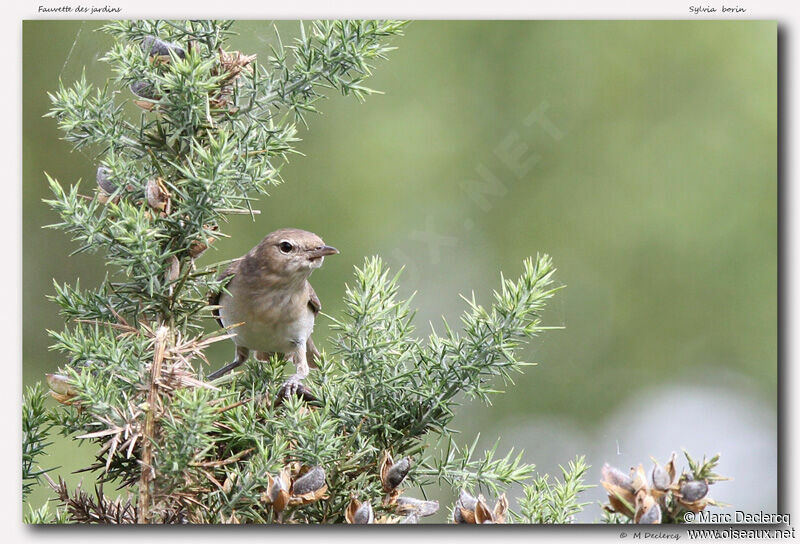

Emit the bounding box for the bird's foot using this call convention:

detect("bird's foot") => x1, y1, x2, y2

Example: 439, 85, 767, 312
280, 374, 303, 397
276, 374, 319, 405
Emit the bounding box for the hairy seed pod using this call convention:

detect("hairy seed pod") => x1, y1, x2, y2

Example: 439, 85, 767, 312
602, 463, 635, 493
292, 466, 326, 496
458, 489, 478, 510
652, 462, 671, 491
680, 480, 709, 502
638, 503, 662, 524
400, 513, 419, 524
166, 255, 180, 282
96, 166, 116, 194
46, 373, 76, 397
265, 468, 291, 513
454, 489, 479, 523
352, 502, 374, 524
493, 493, 508, 523
188, 228, 217, 258
130, 81, 159, 100
474, 496, 495, 524
142, 35, 186, 59
385, 456, 411, 490
395, 496, 439, 517
146, 178, 170, 213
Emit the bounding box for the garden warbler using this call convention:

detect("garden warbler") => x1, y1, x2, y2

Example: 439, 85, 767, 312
207, 228, 339, 395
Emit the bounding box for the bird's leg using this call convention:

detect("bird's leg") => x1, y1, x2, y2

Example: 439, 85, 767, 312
207, 346, 249, 380
280, 343, 309, 397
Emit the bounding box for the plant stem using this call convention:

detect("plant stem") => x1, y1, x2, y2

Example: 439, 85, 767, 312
138, 325, 169, 524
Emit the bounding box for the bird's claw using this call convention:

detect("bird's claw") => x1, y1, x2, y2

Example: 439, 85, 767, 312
281, 375, 302, 397
275, 376, 319, 406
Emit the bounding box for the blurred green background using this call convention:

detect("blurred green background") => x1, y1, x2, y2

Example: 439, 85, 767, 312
23, 21, 777, 520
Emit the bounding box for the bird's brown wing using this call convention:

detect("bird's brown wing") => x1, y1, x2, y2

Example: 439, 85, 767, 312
306, 283, 321, 367
308, 283, 322, 315
209, 259, 241, 328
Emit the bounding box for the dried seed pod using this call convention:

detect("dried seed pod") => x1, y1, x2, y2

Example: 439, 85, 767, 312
637, 502, 662, 524
142, 35, 186, 59
664, 452, 678, 483
601, 463, 636, 517
145, 178, 170, 214
652, 461, 671, 491
130, 81, 159, 100
634, 493, 659, 524
395, 496, 439, 518
188, 228, 217, 258
46, 373, 78, 404
492, 493, 508, 524
602, 463, 635, 492
354, 502, 374, 524
264, 467, 291, 513
96, 166, 116, 194
345, 498, 374, 524
631, 464, 649, 495
386, 457, 411, 490
454, 506, 473, 524
474, 495, 494, 524
291, 466, 326, 496
222, 472, 237, 494
679, 480, 709, 502
165, 255, 180, 282
46, 373, 74, 396
400, 513, 419, 524
453, 489, 478, 523
218, 49, 256, 81
458, 489, 478, 511
380, 452, 411, 493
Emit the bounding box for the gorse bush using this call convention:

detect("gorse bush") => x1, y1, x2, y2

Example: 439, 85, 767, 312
24, 19, 724, 525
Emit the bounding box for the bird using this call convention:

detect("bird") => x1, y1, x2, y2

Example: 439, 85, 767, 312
206, 228, 339, 396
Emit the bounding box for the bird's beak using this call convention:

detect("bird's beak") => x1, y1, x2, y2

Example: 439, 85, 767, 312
310, 245, 339, 257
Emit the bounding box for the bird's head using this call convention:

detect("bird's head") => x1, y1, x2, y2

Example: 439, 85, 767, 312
254, 228, 339, 281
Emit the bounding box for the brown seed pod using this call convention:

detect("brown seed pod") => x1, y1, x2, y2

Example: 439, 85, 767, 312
145, 178, 171, 214
96, 166, 116, 194
46, 373, 78, 404
493, 493, 508, 523
345, 497, 374, 524
679, 480, 709, 502
664, 452, 678, 483
291, 466, 325, 495
453, 489, 478, 523
395, 496, 439, 518
631, 464, 649, 495
602, 463, 635, 492
218, 49, 256, 81
130, 81, 160, 100
263, 466, 291, 513
188, 228, 218, 258
637, 502, 662, 524
380, 452, 411, 493
142, 35, 185, 59
165, 255, 180, 283
634, 492, 657, 523
601, 463, 636, 517
474, 495, 494, 524
652, 461, 671, 492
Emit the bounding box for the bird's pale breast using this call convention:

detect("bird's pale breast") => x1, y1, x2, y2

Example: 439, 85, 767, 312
219, 279, 315, 354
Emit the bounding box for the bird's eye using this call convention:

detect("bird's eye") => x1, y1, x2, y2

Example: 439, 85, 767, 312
279, 241, 293, 254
